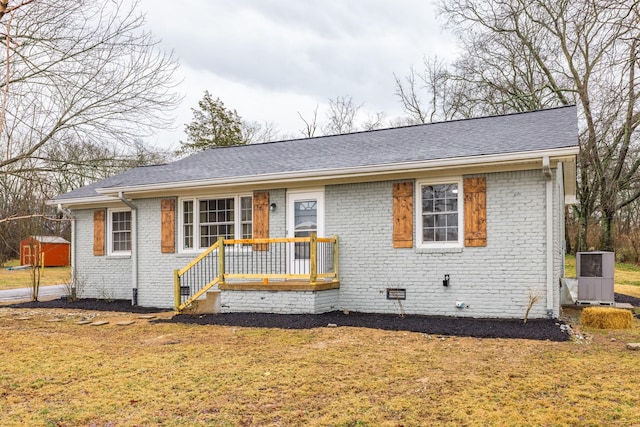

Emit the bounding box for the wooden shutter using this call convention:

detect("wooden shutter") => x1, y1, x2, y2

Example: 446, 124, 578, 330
253, 191, 269, 251
464, 177, 487, 247
393, 182, 413, 248
93, 209, 105, 256
161, 199, 176, 253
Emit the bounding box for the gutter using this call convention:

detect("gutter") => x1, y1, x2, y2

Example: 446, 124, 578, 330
117, 192, 138, 306
57, 205, 75, 289
542, 156, 554, 317
94, 147, 580, 198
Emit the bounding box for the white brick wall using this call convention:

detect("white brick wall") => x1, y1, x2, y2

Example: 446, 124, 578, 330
325, 169, 562, 319
72, 168, 564, 318
73, 209, 134, 301
221, 289, 339, 314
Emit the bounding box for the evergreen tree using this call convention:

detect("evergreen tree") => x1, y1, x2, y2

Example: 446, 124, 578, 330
178, 91, 246, 154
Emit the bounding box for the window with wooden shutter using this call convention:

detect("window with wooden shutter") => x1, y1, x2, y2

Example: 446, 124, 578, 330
161, 199, 176, 253
464, 177, 487, 247
393, 182, 413, 248
93, 209, 105, 256
253, 191, 269, 251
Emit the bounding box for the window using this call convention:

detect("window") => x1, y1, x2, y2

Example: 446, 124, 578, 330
417, 180, 463, 247
107, 208, 132, 255
180, 195, 252, 251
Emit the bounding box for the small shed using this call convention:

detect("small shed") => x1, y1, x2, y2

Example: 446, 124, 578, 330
20, 236, 70, 267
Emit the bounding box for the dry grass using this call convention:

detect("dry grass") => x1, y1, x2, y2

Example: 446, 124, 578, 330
581, 307, 634, 329
0, 260, 70, 290
1, 307, 640, 426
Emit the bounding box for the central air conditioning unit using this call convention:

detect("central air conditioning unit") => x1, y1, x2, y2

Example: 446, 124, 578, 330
576, 251, 615, 305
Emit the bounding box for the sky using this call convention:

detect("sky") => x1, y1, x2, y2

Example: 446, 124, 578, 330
135, 0, 458, 149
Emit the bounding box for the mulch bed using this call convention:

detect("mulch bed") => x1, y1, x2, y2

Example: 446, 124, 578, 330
6, 298, 163, 314
614, 292, 640, 306
164, 311, 571, 341
6, 293, 639, 341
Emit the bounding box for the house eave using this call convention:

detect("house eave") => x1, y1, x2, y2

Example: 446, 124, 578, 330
58, 147, 579, 206
46, 195, 122, 208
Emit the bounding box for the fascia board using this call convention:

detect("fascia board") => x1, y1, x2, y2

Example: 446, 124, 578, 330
46, 195, 121, 208
75, 146, 579, 203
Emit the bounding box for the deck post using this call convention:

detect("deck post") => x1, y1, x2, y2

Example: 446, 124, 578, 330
173, 269, 180, 312
218, 237, 226, 285
332, 235, 339, 281
310, 233, 317, 284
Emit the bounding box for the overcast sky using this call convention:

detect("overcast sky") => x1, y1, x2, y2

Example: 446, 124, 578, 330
136, 0, 458, 149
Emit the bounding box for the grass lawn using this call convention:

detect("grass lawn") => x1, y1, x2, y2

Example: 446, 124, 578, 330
0, 306, 639, 426
0, 260, 71, 290
0, 257, 639, 425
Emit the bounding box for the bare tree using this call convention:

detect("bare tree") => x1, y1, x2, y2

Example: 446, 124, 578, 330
362, 111, 387, 131
0, 0, 179, 265
394, 57, 470, 124
242, 120, 281, 144
0, 0, 180, 182
298, 106, 320, 138
323, 95, 362, 135
299, 97, 389, 137
406, 0, 640, 251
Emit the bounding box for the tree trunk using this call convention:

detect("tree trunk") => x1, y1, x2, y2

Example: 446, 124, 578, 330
576, 207, 589, 253
564, 208, 573, 255
600, 210, 616, 252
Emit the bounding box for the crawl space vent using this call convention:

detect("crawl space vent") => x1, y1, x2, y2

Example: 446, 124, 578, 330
386, 288, 406, 300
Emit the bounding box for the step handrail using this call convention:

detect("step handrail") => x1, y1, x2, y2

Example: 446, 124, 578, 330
174, 235, 339, 312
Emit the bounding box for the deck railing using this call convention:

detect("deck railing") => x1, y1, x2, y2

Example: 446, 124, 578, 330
174, 234, 338, 312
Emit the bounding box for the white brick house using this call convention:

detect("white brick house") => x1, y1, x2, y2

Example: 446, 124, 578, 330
52, 106, 579, 319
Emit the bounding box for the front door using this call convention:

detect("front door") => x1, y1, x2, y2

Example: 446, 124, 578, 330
287, 190, 324, 274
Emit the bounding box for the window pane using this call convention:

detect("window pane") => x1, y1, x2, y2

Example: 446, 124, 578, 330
242, 223, 252, 239
421, 183, 459, 243
111, 211, 131, 252
294, 200, 317, 234
446, 213, 458, 227
183, 201, 194, 249
240, 196, 253, 244
422, 185, 434, 200
423, 227, 435, 242
241, 196, 252, 222
424, 215, 435, 228
198, 198, 235, 248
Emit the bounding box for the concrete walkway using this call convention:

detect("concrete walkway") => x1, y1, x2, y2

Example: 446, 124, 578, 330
0, 284, 66, 303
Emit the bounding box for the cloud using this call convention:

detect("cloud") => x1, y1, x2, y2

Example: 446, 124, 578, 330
137, 0, 458, 147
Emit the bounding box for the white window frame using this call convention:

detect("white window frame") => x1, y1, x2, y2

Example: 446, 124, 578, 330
107, 208, 132, 256
178, 194, 253, 253
416, 178, 464, 248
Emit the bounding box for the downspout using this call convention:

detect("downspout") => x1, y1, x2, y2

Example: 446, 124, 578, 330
542, 156, 554, 317
57, 204, 75, 286
118, 192, 138, 306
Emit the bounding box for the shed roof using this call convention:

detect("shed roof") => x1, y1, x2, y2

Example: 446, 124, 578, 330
53, 106, 578, 204
25, 236, 70, 244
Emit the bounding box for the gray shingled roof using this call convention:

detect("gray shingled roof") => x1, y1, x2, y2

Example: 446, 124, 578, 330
55, 106, 578, 201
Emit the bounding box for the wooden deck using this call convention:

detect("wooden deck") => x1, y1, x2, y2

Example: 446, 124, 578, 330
218, 280, 340, 291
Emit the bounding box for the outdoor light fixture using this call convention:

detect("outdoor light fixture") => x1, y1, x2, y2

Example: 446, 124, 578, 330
443, 274, 450, 287
269, 202, 277, 212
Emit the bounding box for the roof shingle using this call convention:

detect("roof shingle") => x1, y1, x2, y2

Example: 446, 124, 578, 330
55, 106, 578, 201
